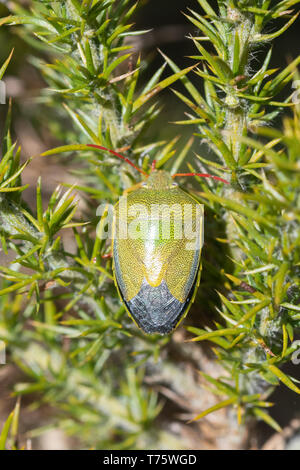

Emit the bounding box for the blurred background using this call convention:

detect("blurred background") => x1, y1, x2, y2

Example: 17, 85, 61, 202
0, 0, 300, 450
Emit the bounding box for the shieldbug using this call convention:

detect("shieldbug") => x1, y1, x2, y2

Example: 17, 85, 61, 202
89, 144, 228, 335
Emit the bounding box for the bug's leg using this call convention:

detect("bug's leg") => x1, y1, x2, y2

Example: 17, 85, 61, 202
102, 252, 112, 259
92, 252, 112, 263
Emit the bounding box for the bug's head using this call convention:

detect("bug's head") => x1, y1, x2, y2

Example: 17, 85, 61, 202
141, 170, 178, 190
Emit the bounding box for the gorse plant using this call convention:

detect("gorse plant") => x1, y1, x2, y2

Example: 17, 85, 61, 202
0, 0, 299, 449
0, 0, 196, 450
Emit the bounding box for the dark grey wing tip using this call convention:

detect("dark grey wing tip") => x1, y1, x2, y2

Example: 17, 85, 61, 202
121, 279, 194, 335
132, 316, 178, 335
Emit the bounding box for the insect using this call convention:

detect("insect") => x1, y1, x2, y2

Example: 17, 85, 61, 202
88, 144, 228, 335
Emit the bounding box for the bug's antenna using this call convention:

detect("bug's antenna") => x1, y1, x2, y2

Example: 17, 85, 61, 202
87, 144, 148, 176
172, 172, 229, 185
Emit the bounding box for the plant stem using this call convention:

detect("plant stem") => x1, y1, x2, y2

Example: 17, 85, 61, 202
225, 6, 253, 170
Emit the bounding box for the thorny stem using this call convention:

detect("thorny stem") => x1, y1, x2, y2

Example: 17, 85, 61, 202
225, 6, 253, 180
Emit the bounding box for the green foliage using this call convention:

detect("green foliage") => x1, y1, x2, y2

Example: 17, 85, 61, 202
0, 0, 299, 448
0, 399, 21, 450
2, 0, 194, 168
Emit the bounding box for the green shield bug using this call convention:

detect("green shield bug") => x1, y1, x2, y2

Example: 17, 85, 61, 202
89, 144, 229, 335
